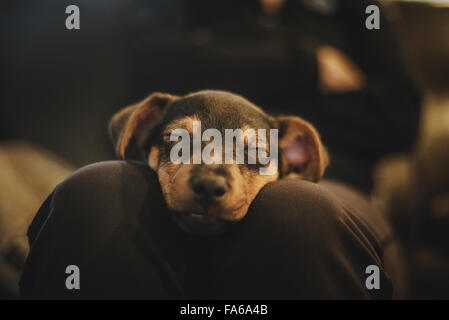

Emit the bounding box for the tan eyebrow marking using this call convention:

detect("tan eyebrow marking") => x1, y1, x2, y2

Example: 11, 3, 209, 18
163, 115, 200, 139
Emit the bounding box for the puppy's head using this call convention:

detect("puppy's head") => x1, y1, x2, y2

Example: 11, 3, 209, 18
109, 90, 329, 235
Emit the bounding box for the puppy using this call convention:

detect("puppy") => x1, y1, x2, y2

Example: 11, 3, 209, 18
109, 90, 329, 235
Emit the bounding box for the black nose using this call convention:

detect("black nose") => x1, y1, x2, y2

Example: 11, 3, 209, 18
190, 175, 228, 203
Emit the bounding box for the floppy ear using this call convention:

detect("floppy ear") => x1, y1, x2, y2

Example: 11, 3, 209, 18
275, 116, 329, 181
108, 92, 178, 160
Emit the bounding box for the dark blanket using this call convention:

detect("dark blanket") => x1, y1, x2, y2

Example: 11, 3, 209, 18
20, 161, 404, 299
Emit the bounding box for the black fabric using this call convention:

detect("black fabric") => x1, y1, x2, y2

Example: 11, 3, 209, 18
21, 161, 401, 299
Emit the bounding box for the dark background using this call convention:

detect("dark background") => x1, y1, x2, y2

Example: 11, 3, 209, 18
1, 0, 127, 165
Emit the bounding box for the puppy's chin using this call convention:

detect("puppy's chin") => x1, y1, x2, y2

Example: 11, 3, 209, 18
171, 212, 233, 236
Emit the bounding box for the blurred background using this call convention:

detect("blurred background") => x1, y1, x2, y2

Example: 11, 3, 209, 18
0, 0, 448, 298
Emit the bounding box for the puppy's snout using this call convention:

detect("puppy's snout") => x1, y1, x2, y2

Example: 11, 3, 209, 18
190, 175, 228, 203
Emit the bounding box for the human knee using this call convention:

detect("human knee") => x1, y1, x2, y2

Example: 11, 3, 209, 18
246, 178, 345, 246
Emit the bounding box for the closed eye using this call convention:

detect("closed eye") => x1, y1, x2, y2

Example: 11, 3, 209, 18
163, 133, 174, 143
163, 131, 190, 141
245, 146, 267, 154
